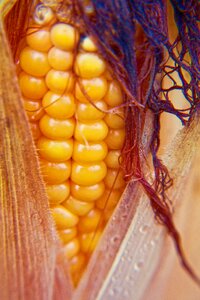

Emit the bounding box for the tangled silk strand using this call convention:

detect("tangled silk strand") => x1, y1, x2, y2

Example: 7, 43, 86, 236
74, 0, 200, 284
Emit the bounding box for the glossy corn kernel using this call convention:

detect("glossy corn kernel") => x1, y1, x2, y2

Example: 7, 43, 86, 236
46, 182, 70, 205
26, 28, 52, 52
17, 5, 126, 286
63, 196, 94, 216
45, 70, 74, 93
73, 141, 108, 163
19, 72, 48, 100
81, 36, 97, 52
74, 120, 108, 142
105, 80, 123, 106
37, 137, 73, 162
105, 128, 125, 149
71, 161, 107, 186
105, 150, 121, 169
40, 159, 71, 184
51, 205, 79, 229
42, 91, 75, 119
63, 238, 80, 259
76, 101, 107, 121
39, 115, 75, 140
78, 208, 102, 233
59, 227, 77, 244
50, 23, 79, 51
20, 47, 51, 77
79, 231, 102, 254
104, 109, 125, 129
104, 169, 125, 189
75, 53, 106, 79
48, 47, 73, 70
71, 182, 105, 202
75, 77, 108, 102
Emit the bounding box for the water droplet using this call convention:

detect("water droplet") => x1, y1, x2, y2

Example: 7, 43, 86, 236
111, 235, 120, 244
120, 214, 128, 220
134, 260, 144, 271
139, 224, 150, 234
150, 239, 156, 247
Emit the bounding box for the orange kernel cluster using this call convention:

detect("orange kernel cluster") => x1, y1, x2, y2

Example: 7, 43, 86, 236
18, 4, 126, 285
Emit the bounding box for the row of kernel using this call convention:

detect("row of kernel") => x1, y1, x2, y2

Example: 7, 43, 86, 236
97, 80, 126, 223
19, 19, 81, 264
70, 45, 109, 259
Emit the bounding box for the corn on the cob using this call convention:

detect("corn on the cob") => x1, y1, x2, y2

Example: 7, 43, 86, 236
17, 3, 126, 285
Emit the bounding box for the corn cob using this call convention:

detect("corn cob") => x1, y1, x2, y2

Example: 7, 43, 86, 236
17, 3, 126, 285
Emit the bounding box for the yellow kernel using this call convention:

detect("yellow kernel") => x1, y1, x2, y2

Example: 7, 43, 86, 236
81, 36, 97, 52
71, 161, 107, 186
26, 28, 52, 52
46, 182, 70, 205
59, 227, 77, 244
30, 122, 41, 140
50, 23, 79, 51
74, 120, 108, 142
104, 150, 121, 168
40, 159, 71, 184
73, 141, 108, 163
20, 47, 50, 77
39, 115, 75, 140
63, 238, 80, 259
71, 182, 105, 202
69, 253, 86, 274
76, 101, 107, 121
51, 205, 79, 229
19, 72, 47, 100
42, 91, 75, 119
78, 208, 102, 233
48, 47, 73, 70
104, 109, 125, 129
96, 188, 122, 210
75, 77, 108, 102
23, 99, 44, 122
79, 231, 102, 253
104, 169, 125, 189
46, 69, 74, 93
105, 128, 125, 149
63, 196, 94, 216
37, 137, 73, 162
75, 53, 106, 79
105, 80, 123, 107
